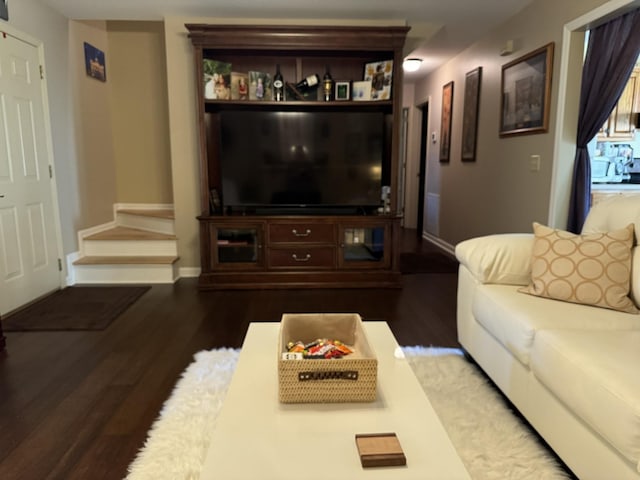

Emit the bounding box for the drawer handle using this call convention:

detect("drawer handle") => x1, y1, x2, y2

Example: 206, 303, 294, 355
292, 253, 311, 262
292, 228, 311, 237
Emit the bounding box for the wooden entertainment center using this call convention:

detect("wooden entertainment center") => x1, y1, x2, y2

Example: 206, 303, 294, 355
187, 24, 409, 289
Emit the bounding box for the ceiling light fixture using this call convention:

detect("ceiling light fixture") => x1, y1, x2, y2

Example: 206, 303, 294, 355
403, 58, 422, 72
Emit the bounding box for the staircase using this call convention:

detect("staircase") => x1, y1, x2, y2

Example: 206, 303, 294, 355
72, 207, 179, 284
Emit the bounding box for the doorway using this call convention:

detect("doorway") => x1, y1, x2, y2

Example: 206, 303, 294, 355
0, 28, 63, 314
416, 102, 429, 235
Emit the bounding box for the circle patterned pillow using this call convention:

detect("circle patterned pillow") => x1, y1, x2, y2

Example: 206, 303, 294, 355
518, 222, 637, 313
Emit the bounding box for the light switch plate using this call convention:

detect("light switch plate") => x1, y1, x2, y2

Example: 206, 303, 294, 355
529, 155, 541, 172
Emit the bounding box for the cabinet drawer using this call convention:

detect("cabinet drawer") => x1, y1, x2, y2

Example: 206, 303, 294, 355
269, 223, 335, 244
268, 247, 336, 268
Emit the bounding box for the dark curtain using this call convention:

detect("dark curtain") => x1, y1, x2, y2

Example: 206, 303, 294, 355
567, 8, 640, 233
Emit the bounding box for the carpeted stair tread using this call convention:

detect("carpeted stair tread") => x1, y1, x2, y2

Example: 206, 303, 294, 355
84, 226, 176, 241
117, 209, 175, 219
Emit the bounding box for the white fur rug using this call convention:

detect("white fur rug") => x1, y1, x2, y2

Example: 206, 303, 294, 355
126, 347, 570, 480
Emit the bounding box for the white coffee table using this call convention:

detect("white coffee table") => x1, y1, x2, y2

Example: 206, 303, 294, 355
200, 322, 471, 479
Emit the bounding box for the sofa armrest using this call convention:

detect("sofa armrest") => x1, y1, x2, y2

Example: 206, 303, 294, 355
455, 234, 533, 285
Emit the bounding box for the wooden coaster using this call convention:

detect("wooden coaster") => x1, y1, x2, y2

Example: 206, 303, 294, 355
355, 432, 407, 468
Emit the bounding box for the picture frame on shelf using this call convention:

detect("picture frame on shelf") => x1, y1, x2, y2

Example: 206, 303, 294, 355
248, 71, 272, 101
230, 72, 248, 100
84, 42, 106, 82
439, 81, 454, 162
364, 60, 393, 100
204, 60, 232, 100
500, 42, 554, 136
352, 80, 372, 101
461, 67, 482, 162
335, 81, 350, 101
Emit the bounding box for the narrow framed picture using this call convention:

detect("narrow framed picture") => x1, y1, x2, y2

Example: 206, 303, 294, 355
230, 72, 248, 100
248, 70, 272, 101
335, 81, 350, 101
461, 67, 482, 162
0, 0, 8, 21
500, 42, 554, 136
439, 81, 454, 162
84, 42, 106, 82
352, 80, 372, 101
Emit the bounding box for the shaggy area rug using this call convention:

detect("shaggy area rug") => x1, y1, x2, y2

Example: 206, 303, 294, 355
126, 347, 570, 480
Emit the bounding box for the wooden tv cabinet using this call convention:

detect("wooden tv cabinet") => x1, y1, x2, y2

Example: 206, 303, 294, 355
198, 214, 402, 289
187, 24, 408, 289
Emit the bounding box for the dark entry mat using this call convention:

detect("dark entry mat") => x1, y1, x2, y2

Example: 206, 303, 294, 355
2, 286, 150, 331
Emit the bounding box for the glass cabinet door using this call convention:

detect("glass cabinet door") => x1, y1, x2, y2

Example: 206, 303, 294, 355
215, 226, 262, 267
340, 225, 389, 268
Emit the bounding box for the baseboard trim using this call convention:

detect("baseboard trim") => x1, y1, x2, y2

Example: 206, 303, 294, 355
65, 251, 81, 286
178, 267, 201, 279
421, 232, 455, 257
114, 202, 174, 213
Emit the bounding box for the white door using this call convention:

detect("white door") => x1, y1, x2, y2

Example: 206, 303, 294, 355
0, 31, 61, 314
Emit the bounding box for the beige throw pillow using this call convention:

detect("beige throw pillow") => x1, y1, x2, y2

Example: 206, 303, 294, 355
519, 222, 638, 313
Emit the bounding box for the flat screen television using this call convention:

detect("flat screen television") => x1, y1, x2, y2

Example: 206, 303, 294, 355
219, 110, 387, 214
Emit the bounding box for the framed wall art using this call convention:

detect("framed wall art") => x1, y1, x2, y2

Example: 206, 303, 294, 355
500, 42, 554, 136
461, 67, 482, 162
84, 42, 106, 82
439, 81, 454, 162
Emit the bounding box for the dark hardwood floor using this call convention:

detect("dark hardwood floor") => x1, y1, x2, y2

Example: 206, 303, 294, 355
0, 229, 458, 480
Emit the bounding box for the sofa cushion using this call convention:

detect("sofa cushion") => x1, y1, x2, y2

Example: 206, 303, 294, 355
519, 223, 637, 313
582, 194, 640, 242
455, 234, 533, 285
472, 283, 640, 366
531, 330, 640, 470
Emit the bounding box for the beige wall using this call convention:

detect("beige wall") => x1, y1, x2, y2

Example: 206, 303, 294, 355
108, 21, 173, 204
409, 0, 611, 246
69, 20, 117, 228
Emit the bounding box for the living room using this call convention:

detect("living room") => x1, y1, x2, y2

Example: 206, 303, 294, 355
1, 0, 639, 478
0, 0, 632, 301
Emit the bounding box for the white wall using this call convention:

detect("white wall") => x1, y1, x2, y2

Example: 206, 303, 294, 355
4, 0, 80, 254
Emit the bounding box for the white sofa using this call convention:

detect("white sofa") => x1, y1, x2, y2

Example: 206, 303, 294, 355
455, 195, 640, 480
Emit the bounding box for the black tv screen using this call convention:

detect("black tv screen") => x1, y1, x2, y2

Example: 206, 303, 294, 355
219, 110, 385, 211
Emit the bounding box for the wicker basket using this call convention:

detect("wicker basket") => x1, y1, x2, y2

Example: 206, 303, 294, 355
278, 313, 378, 403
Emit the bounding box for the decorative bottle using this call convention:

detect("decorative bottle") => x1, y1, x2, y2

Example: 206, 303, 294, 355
294, 74, 320, 92
322, 66, 333, 101
273, 64, 284, 101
